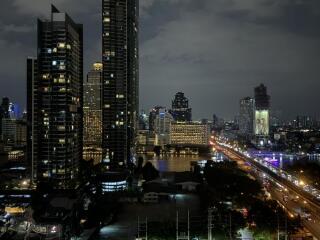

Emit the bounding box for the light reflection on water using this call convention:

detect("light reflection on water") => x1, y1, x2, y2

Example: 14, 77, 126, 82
144, 154, 211, 172
249, 151, 320, 169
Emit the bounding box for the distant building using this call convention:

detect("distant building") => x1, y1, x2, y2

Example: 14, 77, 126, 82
154, 108, 173, 146
138, 110, 149, 130
0, 97, 10, 137
83, 62, 103, 163
27, 5, 83, 188
296, 115, 314, 129
170, 122, 209, 146
1, 118, 16, 145
149, 106, 165, 132
239, 97, 254, 137
170, 92, 192, 122
254, 84, 270, 137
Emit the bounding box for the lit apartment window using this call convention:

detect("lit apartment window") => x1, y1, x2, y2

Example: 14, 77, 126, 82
57, 43, 66, 48
104, 17, 111, 22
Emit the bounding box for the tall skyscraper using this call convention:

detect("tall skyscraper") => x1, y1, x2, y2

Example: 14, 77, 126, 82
239, 97, 255, 137
149, 106, 165, 132
102, 0, 139, 165
83, 63, 103, 163
0, 97, 11, 144
154, 108, 173, 147
27, 5, 83, 188
27, 57, 38, 177
170, 92, 192, 122
254, 84, 270, 137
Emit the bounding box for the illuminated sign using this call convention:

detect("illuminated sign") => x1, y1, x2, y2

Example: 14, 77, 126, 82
255, 110, 269, 136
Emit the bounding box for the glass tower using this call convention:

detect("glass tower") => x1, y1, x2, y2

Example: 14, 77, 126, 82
102, 0, 139, 165
28, 5, 83, 188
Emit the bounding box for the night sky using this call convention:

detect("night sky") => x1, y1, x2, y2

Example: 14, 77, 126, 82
0, 0, 320, 120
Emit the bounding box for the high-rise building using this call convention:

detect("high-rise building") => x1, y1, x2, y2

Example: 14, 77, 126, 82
170, 92, 192, 122
83, 63, 103, 163
0, 97, 9, 137
27, 5, 83, 188
1, 97, 10, 119
102, 0, 139, 165
254, 84, 270, 137
154, 108, 173, 146
149, 106, 165, 132
27, 57, 38, 176
239, 97, 255, 137
296, 115, 314, 129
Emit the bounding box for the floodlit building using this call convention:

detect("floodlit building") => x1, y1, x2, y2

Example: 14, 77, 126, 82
170, 122, 209, 146
254, 84, 270, 138
83, 63, 103, 163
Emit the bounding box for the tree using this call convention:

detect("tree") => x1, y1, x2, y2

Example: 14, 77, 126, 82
142, 161, 159, 181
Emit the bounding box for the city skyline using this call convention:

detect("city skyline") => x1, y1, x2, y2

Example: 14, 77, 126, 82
1, 0, 320, 120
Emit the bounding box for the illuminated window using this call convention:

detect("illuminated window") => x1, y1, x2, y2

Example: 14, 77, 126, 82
52, 61, 57, 66
59, 139, 65, 144
57, 43, 65, 48
104, 17, 111, 22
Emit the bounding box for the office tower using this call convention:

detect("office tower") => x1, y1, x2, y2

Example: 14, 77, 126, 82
27, 5, 83, 188
138, 110, 148, 130
102, 0, 139, 165
83, 63, 103, 163
149, 106, 165, 132
1, 97, 10, 119
239, 97, 255, 137
170, 122, 209, 146
254, 84, 270, 137
1, 118, 16, 146
0, 97, 10, 141
154, 108, 173, 146
170, 92, 192, 122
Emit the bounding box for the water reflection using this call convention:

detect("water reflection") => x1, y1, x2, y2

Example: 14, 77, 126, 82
144, 154, 210, 172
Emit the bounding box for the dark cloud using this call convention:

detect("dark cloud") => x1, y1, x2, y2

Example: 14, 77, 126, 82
0, 0, 320, 120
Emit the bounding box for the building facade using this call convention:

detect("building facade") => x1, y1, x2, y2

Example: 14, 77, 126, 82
83, 63, 103, 163
254, 84, 270, 137
102, 0, 139, 165
170, 122, 209, 146
170, 92, 192, 122
27, 5, 83, 188
239, 97, 255, 137
154, 108, 173, 146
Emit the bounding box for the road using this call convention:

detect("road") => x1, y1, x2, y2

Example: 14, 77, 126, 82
213, 141, 320, 239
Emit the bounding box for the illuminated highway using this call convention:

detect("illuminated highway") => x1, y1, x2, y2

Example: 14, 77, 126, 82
212, 139, 320, 239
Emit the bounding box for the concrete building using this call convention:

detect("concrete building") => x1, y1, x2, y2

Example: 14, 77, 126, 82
239, 97, 255, 137
170, 122, 209, 146
27, 5, 83, 188
83, 63, 103, 163
154, 108, 173, 146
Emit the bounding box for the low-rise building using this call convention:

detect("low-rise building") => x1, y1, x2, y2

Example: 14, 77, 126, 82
170, 122, 210, 146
